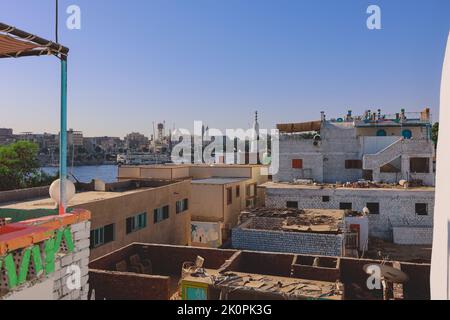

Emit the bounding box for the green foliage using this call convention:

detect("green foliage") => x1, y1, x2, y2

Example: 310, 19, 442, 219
0, 141, 58, 191
432, 122, 439, 146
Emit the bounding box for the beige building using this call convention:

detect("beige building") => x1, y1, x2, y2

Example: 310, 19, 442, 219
118, 164, 269, 247
0, 179, 191, 260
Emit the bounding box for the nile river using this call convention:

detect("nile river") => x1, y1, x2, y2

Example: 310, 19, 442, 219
41, 165, 118, 183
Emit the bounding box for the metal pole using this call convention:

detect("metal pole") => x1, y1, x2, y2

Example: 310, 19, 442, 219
55, 0, 59, 43
59, 57, 68, 215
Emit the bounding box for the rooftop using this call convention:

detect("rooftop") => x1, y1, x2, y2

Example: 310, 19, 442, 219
120, 163, 266, 169
260, 181, 435, 192
89, 243, 431, 300
0, 179, 184, 212
276, 108, 432, 133
238, 207, 346, 234
192, 177, 249, 185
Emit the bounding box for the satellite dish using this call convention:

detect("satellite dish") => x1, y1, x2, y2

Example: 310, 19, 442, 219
363, 264, 409, 283
49, 179, 76, 207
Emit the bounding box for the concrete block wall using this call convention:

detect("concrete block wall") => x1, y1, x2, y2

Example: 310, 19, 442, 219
232, 226, 343, 256
393, 227, 433, 245
274, 135, 323, 183
53, 220, 91, 300
265, 187, 435, 240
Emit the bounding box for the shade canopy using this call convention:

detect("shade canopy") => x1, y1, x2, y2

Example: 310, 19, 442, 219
0, 21, 70, 215
0, 22, 69, 59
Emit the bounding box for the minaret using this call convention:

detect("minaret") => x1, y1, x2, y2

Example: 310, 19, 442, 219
431, 31, 450, 300
250, 111, 260, 154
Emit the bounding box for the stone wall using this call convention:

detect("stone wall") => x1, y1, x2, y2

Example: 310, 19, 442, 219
265, 186, 435, 240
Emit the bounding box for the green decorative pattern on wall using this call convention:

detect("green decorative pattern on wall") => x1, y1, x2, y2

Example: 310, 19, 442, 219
0, 227, 75, 290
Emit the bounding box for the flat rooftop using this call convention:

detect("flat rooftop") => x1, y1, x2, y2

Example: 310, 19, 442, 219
88, 243, 431, 300
239, 207, 345, 234
0, 190, 144, 211
0, 179, 183, 211
192, 177, 248, 185
120, 163, 266, 169
260, 181, 435, 192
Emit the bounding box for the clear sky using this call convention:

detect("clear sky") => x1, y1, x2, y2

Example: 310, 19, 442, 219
1, 0, 449, 137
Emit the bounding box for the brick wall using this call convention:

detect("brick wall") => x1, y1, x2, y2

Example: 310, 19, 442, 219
393, 227, 433, 245
232, 224, 343, 256
53, 220, 91, 300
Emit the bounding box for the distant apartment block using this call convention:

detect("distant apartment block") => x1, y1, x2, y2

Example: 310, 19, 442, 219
118, 164, 268, 247
125, 132, 149, 151
267, 108, 435, 244
0, 128, 13, 145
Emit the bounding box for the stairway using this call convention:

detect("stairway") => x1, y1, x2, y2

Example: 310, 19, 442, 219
363, 138, 403, 170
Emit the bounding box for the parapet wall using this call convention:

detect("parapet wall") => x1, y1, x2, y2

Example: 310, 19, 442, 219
0, 209, 91, 300
232, 224, 343, 256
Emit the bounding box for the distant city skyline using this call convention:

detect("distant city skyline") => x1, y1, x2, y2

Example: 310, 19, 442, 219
1, 0, 449, 137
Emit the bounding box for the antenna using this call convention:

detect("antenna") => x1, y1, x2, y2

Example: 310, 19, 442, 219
55, 0, 59, 43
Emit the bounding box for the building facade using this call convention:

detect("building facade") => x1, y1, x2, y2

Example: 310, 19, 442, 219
275, 108, 435, 186
268, 108, 436, 244
118, 164, 269, 247
0, 180, 192, 260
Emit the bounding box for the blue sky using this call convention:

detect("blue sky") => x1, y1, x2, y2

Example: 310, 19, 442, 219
1, 0, 449, 137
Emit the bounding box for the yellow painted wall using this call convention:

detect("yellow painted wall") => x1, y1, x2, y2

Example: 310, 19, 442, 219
72, 180, 191, 260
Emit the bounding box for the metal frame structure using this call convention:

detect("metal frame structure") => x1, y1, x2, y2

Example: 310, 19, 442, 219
0, 22, 70, 215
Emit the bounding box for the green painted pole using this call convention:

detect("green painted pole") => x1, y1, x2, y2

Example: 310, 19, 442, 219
59, 57, 68, 215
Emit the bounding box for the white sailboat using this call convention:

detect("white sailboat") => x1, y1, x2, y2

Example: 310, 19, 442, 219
431, 31, 450, 300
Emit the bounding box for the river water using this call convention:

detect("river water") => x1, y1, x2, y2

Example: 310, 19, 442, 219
41, 165, 118, 183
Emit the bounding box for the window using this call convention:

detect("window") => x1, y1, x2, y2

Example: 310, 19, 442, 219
236, 186, 240, 198
415, 203, 428, 216
226, 187, 233, 205
246, 184, 256, 197
366, 203, 380, 215
286, 201, 298, 209
410, 158, 430, 173
292, 159, 303, 169
376, 129, 387, 137
402, 129, 412, 139
90, 224, 115, 248
126, 212, 147, 234
322, 196, 330, 202
345, 160, 362, 169
154, 205, 170, 223
340, 202, 352, 210
176, 199, 189, 214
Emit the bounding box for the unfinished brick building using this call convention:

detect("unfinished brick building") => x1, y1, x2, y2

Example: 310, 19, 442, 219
89, 243, 430, 300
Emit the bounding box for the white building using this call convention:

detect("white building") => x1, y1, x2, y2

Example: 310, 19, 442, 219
264, 108, 436, 244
